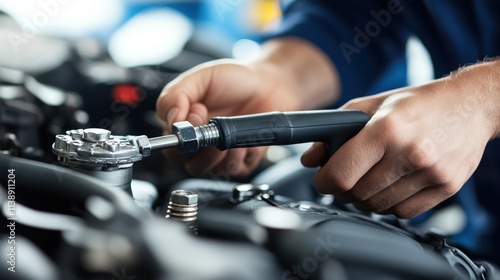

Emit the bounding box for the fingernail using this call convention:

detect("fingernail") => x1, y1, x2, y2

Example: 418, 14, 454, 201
166, 107, 179, 126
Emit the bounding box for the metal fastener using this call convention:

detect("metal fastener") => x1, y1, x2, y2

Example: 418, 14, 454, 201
172, 121, 199, 154
166, 190, 198, 222
104, 140, 120, 152
83, 128, 111, 143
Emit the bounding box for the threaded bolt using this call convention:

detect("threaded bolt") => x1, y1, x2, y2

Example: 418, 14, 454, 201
166, 190, 198, 222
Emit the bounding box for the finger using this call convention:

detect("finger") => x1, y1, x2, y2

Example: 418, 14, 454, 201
156, 67, 213, 126
301, 143, 327, 167
184, 148, 227, 175
315, 127, 385, 194
386, 184, 457, 219
342, 152, 415, 202
187, 102, 208, 126
213, 149, 248, 176
213, 147, 267, 176
157, 89, 190, 128
350, 170, 428, 213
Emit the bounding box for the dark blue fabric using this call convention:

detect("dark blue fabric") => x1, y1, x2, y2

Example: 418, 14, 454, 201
268, 0, 500, 263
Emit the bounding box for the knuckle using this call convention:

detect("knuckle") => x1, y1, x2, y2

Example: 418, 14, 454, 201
330, 176, 353, 194
365, 197, 389, 213
377, 115, 404, 146
350, 187, 370, 202
392, 206, 414, 219
438, 182, 460, 198
343, 98, 364, 109
428, 164, 455, 186
315, 170, 353, 194
406, 143, 437, 170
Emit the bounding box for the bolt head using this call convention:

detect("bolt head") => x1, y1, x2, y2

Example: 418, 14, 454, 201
172, 121, 198, 154
54, 135, 71, 150
135, 136, 151, 157
104, 140, 120, 152
170, 190, 198, 205
83, 128, 111, 143
67, 129, 84, 140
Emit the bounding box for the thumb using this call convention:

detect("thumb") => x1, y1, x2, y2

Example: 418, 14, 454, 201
340, 92, 393, 115
301, 142, 327, 167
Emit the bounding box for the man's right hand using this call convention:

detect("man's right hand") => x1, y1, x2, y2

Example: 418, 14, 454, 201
156, 38, 339, 176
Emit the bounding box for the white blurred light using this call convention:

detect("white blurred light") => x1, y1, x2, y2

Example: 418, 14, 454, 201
108, 9, 193, 67
0, 0, 124, 37
74, 110, 89, 124
25, 76, 66, 106
254, 207, 302, 230
406, 36, 434, 86
422, 204, 467, 236
232, 39, 261, 60
85, 196, 115, 221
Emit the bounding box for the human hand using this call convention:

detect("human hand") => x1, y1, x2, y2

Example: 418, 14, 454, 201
302, 62, 500, 218
156, 60, 301, 176
157, 38, 339, 177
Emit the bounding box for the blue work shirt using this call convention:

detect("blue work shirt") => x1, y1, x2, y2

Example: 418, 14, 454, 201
269, 0, 500, 262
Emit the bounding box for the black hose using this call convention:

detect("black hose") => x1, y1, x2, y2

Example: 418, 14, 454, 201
0, 154, 143, 220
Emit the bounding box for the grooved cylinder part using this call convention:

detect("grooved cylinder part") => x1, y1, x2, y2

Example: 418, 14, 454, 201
166, 202, 198, 222
166, 190, 198, 222
196, 123, 220, 148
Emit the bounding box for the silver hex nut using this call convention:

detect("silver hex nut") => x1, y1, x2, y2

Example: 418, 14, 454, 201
172, 121, 199, 154
135, 135, 151, 157
170, 190, 198, 205
83, 128, 111, 143
54, 135, 71, 150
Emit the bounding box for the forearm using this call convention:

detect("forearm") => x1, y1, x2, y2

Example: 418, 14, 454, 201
249, 37, 340, 110
444, 59, 500, 139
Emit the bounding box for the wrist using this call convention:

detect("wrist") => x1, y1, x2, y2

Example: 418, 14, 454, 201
247, 37, 340, 110
445, 59, 500, 139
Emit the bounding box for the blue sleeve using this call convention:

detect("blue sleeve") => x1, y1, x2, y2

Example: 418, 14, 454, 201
267, 0, 412, 106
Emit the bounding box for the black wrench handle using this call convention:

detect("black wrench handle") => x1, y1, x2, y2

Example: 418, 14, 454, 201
210, 109, 371, 155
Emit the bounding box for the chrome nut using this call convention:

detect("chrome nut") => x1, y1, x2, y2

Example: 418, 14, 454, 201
135, 135, 151, 157
54, 135, 71, 150
67, 129, 84, 140
104, 140, 120, 152
170, 190, 198, 205
83, 128, 111, 143
172, 121, 199, 154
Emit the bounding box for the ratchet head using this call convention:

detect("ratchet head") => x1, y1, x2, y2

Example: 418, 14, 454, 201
52, 128, 151, 169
